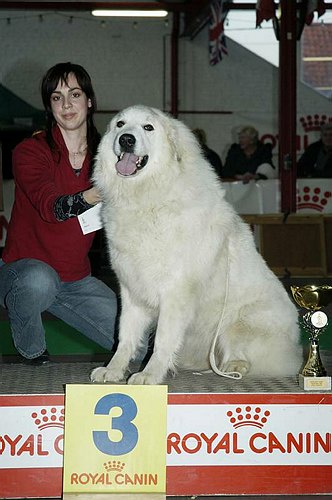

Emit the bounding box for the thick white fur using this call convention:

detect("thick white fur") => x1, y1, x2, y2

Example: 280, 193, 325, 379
90, 105, 302, 385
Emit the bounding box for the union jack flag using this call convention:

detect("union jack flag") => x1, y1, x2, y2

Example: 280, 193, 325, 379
209, 0, 228, 66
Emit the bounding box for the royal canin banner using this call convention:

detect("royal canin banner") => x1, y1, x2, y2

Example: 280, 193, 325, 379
0, 393, 332, 498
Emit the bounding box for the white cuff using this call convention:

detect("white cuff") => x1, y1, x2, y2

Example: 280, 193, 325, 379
256, 163, 278, 179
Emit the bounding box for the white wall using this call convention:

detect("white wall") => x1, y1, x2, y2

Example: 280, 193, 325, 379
0, 9, 331, 164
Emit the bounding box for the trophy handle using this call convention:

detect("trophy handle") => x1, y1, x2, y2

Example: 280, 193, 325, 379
302, 339, 327, 377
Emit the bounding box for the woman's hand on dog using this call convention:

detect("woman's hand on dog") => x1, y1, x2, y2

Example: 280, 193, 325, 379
83, 186, 102, 205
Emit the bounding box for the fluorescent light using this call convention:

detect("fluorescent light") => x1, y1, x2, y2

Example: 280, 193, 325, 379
91, 9, 168, 18
303, 56, 332, 62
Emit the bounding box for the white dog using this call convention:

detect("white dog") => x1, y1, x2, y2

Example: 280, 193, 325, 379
90, 105, 302, 385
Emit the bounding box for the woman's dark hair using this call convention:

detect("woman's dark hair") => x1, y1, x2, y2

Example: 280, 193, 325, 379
40, 62, 100, 163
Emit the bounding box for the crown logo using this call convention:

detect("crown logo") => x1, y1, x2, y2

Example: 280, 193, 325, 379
104, 460, 125, 472
299, 114, 332, 132
227, 406, 270, 429
297, 186, 332, 212
31, 407, 65, 430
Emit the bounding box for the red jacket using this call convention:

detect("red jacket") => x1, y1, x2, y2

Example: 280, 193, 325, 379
2, 126, 96, 281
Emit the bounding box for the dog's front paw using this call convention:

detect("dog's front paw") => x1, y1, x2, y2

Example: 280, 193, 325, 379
127, 371, 161, 385
223, 360, 250, 376
90, 366, 126, 383
90, 367, 108, 383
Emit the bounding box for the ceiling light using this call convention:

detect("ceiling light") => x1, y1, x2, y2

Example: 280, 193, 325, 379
303, 56, 332, 62
91, 10, 168, 18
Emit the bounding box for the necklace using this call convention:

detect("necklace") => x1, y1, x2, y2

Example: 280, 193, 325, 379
70, 145, 87, 172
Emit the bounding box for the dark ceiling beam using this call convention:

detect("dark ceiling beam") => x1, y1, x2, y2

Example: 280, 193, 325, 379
0, 0, 258, 39
1, 1, 330, 39
0, 2, 331, 12
0, 1, 192, 12
0, 1, 260, 12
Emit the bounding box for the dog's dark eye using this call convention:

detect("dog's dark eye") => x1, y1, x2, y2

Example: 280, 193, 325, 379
116, 121, 125, 128
144, 124, 154, 131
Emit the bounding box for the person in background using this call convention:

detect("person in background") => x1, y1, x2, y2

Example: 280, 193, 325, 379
192, 128, 223, 179
297, 123, 332, 178
221, 125, 277, 183
0, 62, 118, 364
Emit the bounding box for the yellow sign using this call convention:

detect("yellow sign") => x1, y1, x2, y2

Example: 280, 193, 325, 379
63, 384, 168, 494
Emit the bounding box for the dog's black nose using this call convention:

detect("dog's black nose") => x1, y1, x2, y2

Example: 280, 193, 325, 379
119, 133, 136, 151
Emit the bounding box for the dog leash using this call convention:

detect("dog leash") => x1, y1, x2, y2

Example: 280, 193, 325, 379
195, 239, 243, 380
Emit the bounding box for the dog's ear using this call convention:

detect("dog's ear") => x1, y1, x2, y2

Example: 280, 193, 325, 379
149, 107, 191, 163
166, 116, 197, 164
107, 114, 119, 133
166, 120, 182, 162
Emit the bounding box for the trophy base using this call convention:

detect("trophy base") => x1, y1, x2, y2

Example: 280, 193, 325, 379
299, 374, 331, 391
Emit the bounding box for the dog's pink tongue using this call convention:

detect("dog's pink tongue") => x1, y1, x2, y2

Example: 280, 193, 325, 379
116, 152, 138, 175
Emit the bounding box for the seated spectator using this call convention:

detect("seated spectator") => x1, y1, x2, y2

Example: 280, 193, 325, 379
192, 128, 223, 178
297, 123, 332, 178
221, 126, 277, 183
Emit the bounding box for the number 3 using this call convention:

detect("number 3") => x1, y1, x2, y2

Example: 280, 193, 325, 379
93, 393, 138, 455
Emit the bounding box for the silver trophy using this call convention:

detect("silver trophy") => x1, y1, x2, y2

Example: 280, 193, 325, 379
291, 285, 331, 391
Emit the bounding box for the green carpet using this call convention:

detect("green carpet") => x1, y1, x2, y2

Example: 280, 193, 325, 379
1, 319, 331, 356
0, 320, 109, 355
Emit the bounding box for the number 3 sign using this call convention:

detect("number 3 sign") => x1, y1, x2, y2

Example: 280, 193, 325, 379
63, 384, 168, 495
